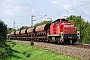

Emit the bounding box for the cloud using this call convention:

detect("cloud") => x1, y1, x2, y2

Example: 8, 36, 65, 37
64, 5, 69, 9
2, 3, 6, 6
52, 0, 57, 4
3, 9, 14, 16
0, 0, 90, 28
0, 0, 28, 16
1, 3, 30, 17
26, 0, 29, 1
31, 8, 35, 13
14, 1, 18, 4
85, 11, 90, 15
50, 11, 53, 13
14, 6, 25, 11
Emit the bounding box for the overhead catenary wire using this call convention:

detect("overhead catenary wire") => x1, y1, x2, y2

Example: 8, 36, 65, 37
33, 15, 47, 21
48, 1, 90, 18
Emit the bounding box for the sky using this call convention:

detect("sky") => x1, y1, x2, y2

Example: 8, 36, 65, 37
0, 0, 90, 29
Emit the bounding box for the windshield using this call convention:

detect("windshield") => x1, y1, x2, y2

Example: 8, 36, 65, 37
54, 20, 60, 24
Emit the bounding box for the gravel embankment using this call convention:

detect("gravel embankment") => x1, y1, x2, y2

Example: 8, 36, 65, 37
12, 40, 90, 60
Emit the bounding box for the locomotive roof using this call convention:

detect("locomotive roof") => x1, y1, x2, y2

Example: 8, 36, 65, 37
52, 18, 68, 23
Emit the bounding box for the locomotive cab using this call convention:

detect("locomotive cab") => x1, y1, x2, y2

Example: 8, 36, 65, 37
50, 19, 68, 34
48, 18, 78, 44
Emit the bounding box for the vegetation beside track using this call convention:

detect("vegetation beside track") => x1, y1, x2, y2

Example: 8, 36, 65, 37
0, 20, 12, 59
67, 15, 90, 44
5, 40, 79, 60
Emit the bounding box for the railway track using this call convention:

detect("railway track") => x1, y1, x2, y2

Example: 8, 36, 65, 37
63, 43, 90, 49
12, 40, 90, 49
11, 40, 90, 60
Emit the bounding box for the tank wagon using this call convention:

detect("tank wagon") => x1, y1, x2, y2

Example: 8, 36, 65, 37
9, 18, 80, 44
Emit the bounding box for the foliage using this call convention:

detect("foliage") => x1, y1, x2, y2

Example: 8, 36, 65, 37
6, 41, 79, 60
8, 20, 52, 33
0, 20, 7, 42
7, 28, 16, 34
17, 26, 29, 30
34, 20, 52, 27
0, 43, 12, 59
0, 20, 12, 59
66, 15, 90, 44
17, 20, 52, 30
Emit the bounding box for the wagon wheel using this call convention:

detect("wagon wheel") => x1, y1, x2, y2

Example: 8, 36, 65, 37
48, 38, 52, 43
36, 38, 39, 42
56, 38, 60, 44
60, 40, 64, 45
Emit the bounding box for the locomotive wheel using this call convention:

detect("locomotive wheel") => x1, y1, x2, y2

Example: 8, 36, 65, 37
60, 40, 64, 45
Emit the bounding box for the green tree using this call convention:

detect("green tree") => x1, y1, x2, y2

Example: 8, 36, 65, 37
17, 20, 52, 30
66, 15, 90, 44
0, 20, 12, 59
17, 26, 29, 30
0, 20, 7, 42
34, 20, 52, 27
7, 28, 16, 34
82, 21, 90, 43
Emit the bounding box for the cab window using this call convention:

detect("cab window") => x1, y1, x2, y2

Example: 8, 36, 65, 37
54, 20, 60, 24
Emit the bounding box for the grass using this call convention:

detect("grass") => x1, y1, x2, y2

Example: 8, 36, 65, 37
6, 40, 79, 60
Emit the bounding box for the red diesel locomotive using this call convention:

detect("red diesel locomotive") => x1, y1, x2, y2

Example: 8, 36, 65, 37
9, 18, 80, 44
47, 19, 80, 44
